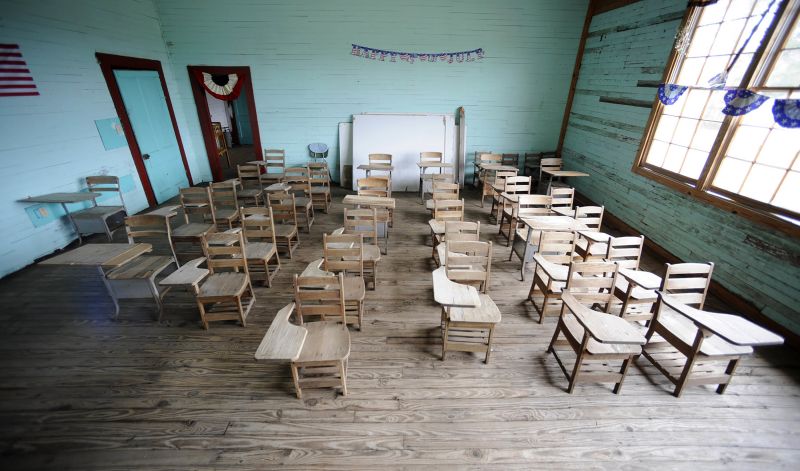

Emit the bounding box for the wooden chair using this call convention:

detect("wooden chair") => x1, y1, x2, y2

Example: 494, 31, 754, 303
475, 152, 501, 189
195, 230, 256, 329
240, 206, 281, 287
642, 292, 783, 398
605, 235, 645, 270
527, 230, 578, 323
444, 240, 493, 294
615, 262, 714, 322
502, 153, 519, 168
548, 285, 646, 394
539, 157, 565, 192
500, 194, 552, 248
266, 192, 300, 259
549, 187, 574, 211
367, 153, 393, 179
425, 181, 460, 212
71, 176, 128, 241
262, 149, 286, 184
433, 220, 480, 267
573, 206, 607, 261
419, 151, 444, 203
323, 233, 367, 330
283, 166, 315, 232
209, 181, 240, 230
481, 165, 516, 208
491, 175, 531, 224
212, 122, 231, 168
237, 164, 264, 207
173, 187, 216, 263
124, 214, 178, 267
343, 208, 382, 289
255, 302, 349, 399
290, 274, 351, 398
432, 267, 501, 363
523, 152, 542, 177
307, 162, 332, 214
357, 176, 393, 233
429, 198, 465, 250
472, 151, 491, 186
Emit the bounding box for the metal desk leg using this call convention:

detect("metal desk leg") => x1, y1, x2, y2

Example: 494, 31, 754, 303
97, 265, 120, 319
62, 202, 83, 245
521, 229, 534, 282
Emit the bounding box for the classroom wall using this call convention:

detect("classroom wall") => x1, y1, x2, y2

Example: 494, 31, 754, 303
561, 0, 800, 335
154, 0, 588, 182
0, 0, 212, 278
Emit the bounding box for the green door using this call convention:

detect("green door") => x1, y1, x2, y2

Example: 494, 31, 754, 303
114, 70, 189, 203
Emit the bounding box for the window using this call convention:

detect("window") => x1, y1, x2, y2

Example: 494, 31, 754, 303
635, 0, 800, 231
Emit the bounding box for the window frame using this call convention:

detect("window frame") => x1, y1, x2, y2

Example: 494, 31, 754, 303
633, 0, 800, 237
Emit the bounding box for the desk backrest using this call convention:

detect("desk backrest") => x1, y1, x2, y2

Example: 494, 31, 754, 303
575, 206, 604, 231
420, 151, 443, 163
180, 187, 215, 224
240, 206, 277, 245
605, 235, 645, 270
434, 199, 464, 222
369, 153, 392, 165
294, 273, 346, 325
517, 194, 552, 218
344, 208, 378, 245
263, 149, 285, 175
536, 230, 577, 265
237, 164, 263, 190
323, 233, 364, 277
662, 262, 714, 309
86, 175, 125, 209
565, 261, 618, 312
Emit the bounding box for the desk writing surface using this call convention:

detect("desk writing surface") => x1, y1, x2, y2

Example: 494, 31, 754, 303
357, 164, 394, 170
543, 170, 590, 178
342, 195, 396, 209
520, 215, 586, 231
432, 267, 481, 308
417, 162, 454, 168
480, 164, 517, 172
146, 205, 180, 217
21, 192, 101, 204
40, 243, 151, 268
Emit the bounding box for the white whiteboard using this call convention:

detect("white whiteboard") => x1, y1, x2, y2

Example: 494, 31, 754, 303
351, 113, 458, 192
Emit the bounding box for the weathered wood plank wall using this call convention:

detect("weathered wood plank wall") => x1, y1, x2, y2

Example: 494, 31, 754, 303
561, 0, 800, 335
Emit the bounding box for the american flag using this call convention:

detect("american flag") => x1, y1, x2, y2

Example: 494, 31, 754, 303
0, 44, 38, 97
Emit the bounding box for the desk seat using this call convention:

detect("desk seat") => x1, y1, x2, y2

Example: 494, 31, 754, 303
562, 313, 641, 355
297, 321, 351, 362
245, 242, 276, 260
198, 272, 249, 298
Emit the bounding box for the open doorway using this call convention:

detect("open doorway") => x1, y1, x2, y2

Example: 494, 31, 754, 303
187, 66, 262, 181
97, 53, 193, 206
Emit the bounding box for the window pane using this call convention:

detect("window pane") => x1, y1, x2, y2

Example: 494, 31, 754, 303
767, 49, 800, 87
701, 90, 727, 122
677, 57, 705, 87
725, 0, 755, 21
646, 140, 668, 167
699, 55, 729, 87
772, 171, 800, 212
698, 0, 729, 26
681, 148, 709, 179
663, 144, 687, 173
673, 118, 698, 147
713, 157, 750, 193
654, 115, 678, 141
691, 120, 722, 152
727, 126, 769, 162
787, 14, 800, 48
687, 24, 719, 57
757, 129, 800, 169
710, 18, 746, 56
727, 52, 752, 86
739, 164, 784, 203
682, 89, 709, 118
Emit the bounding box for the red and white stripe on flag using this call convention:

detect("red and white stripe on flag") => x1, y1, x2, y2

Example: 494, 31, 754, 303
0, 44, 39, 97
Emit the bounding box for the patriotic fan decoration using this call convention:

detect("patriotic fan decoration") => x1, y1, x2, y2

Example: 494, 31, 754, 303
193, 70, 245, 100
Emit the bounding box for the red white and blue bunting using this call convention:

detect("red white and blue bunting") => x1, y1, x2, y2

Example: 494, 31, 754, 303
658, 83, 800, 129
351, 44, 484, 63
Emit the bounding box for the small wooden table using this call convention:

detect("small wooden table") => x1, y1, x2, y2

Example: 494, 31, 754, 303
41, 243, 161, 317
514, 215, 588, 281
20, 192, 102, 244
432, 267, 501, 363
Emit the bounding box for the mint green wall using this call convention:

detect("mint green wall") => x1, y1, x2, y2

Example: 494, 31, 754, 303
154, 0, 588, 181
562, 0, 800, 335
0, 0, 211, 278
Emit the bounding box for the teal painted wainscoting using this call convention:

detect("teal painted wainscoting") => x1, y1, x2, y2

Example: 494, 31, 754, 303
561, 0, 800, 335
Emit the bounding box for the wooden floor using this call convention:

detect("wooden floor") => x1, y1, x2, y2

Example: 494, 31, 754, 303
1, 187, 799, 470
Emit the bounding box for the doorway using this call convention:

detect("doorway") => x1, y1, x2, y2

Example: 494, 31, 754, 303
187, 66, 262, 182
96, 53, 193, 206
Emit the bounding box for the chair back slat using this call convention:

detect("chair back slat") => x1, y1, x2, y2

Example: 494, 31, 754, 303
662, 262, 714, 309
294, 273, 346, 324
605, 235, 645, 270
